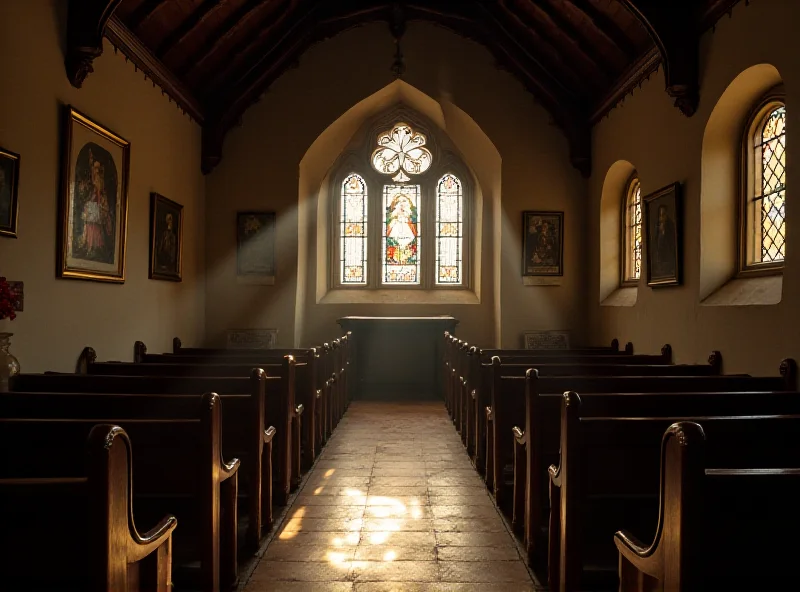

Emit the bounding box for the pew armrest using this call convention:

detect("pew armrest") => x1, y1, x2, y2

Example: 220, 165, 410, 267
295, 404, 305, 417
129, 514, 178, 563
219, 457, 241, 482
316, 389, 322, 400
548, 463, 562, 488
512, 426, 526, 445
485, 406, 493, 421
263, 426, 276, 444
471, 389, 477, 400
614, 530, 660, 578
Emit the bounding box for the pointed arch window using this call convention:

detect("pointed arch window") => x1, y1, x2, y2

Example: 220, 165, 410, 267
340, 173, 368, 284
331, 119, 471, 290
741, 94, 786, 273
622, 176, 642, 285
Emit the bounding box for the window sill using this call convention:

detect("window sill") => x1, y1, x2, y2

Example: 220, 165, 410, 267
700, 274, 782, 307
319, 289, 480, 305
600, 286, 638, 307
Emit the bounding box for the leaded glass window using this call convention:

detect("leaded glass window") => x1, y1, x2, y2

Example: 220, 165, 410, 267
382, 184, 421, 284
340, 173, 368, 284
331, 118, 470, 290
623, 178, 642, 283
753, 105, 786, 264
436, 174, 463, 284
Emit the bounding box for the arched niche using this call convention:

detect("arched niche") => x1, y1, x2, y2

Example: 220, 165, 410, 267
700, 63, 783, 304
599, 159, 638, 305
295, 79, 501, 346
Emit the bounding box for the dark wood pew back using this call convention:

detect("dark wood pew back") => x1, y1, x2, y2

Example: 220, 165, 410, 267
3, 375, 277, 549
0, 393, 239, 592
550, 399, 800, 592
614, 422, 800, 590
0, 424, 176, 591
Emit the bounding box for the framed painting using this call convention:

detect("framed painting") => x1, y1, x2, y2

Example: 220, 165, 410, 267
522, 211, 564, 276
149, 193, 183, 282
644, 182, 682, 287
237, 211, 276, 283
0, 146, 20, 238
57, 106, 130, 282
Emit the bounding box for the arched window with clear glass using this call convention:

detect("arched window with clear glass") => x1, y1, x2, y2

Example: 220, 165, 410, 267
742, 98, 786, 272
622, 177, 642, 284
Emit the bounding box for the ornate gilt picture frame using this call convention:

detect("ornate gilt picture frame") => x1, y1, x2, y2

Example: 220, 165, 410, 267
57, 106, 130, 283
0, 146, 20, 239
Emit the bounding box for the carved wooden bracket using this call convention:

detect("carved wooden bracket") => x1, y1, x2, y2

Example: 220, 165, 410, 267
620, 0, 700, 117
65, 0, 123, 88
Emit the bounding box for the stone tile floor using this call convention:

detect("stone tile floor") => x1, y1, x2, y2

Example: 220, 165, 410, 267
241, 400, 538, 591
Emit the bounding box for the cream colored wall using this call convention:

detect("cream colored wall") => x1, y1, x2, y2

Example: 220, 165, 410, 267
589, 0, 800, 374
0, 1, 205, 371
206, 22, 587, 349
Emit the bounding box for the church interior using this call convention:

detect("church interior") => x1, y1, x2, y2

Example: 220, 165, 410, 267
1, 0, 799, 590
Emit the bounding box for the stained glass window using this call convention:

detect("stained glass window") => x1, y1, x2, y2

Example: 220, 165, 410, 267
382, 184, 421, 284
753, 105, 786, 264
436, 174, 463, 284
372, 122, 432, 182
340, 174, 368, 284
624, 178, 642, 282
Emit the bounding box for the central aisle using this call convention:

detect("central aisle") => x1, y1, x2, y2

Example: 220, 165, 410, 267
242, 401, 538, 591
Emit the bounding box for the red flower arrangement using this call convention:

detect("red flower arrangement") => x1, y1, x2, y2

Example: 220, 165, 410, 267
0, 277, 17, 321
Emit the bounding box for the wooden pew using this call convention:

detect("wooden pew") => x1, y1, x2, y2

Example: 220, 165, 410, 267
486, 360, 796, 511
510, 368, 800, 575
7, 371, 277, 550
614, 421, 800, 590
547, 395, 800, 592
0, 424, 177, 591
465, 351, 722, 459
78, 351, 304, 497
134, 341, 324, 470
0, 393, 239, 592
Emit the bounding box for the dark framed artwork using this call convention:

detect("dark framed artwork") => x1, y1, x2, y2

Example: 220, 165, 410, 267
237, 211, 276, 282
149, 193, 183, 282
644, 182, 682, 287
58, 106, 130, 283
522, 211, 564, 276
0, 147, 20, 238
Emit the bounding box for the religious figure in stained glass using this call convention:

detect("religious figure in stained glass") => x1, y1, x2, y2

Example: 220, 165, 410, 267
372, 122, 432, 182
383, 185, 421, 283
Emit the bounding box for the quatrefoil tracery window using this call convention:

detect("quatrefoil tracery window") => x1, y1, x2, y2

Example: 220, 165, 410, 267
335, 120, 468, 289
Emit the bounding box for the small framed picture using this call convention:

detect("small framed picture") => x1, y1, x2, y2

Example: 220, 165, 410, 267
237, 211, 276, 283
149, 193, 183, 282
0, 146, 21, 238
522, 211, 564, 276
57, 105, 130, 282
644, 182, 682, 287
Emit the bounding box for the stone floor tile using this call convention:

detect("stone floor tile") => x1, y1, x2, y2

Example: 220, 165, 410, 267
240, 401, 534, 591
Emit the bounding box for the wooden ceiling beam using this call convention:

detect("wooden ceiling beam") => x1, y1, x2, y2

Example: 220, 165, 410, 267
569, 0, 637, 59
202, 0, 591, 177
65, 0, 123, 87
127, 0, 165, 31
620, 0, 699, 116
513, 0, 616, 82
177, 0, 284, 79
155, 0, 226, 59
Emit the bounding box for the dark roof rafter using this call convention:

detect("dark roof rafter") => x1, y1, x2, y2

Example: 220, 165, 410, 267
155, 0, 226, 59
128, 0, 165, 31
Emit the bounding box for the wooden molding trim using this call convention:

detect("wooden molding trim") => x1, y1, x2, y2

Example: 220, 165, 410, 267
590, 47, 661, 124
104, 16, 206, 124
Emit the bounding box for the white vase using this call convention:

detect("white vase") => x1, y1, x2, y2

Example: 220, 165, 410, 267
0, 332, 20, 392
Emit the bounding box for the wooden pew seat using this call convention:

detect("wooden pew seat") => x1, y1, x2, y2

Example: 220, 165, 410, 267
615, 421, 800, 591
0, 424, 176, 591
